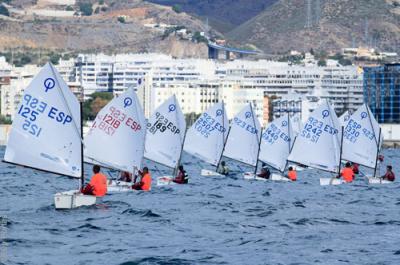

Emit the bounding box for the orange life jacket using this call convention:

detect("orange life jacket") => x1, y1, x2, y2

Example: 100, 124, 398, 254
341, 167, 354, 183
141, 173, 151, 191
89, 173, 107, 196
288, 170, 297, 181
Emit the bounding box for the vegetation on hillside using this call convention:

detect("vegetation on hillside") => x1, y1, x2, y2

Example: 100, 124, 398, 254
83, 92, 113, 121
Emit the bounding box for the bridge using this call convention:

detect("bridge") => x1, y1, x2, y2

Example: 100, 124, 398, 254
207, 42, 259, 60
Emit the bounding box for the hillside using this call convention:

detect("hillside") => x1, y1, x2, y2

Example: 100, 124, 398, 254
228, 0, 400, 54
146, 0, 277, 32
0, 0, 210, 57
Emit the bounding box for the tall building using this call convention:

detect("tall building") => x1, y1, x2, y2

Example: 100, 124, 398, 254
364, 64, 400, 124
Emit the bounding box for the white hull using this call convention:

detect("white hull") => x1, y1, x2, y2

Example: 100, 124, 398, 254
243, 172, 289, 182
54, 190, 97, 210
107, 180, 132, 194
201, 169, 223, 177
366, 177, 393, 185
319, 178, 344, 186
157, 176, 176, 186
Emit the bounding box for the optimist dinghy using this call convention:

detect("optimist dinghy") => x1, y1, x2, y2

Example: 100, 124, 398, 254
144, 95, 186, 186
221, 103, 261, 176
244, 113, 295, 182
84, 85, 146, 193
286, 100, 344, 186
340, 104, 386, 185
3, 62, 96, 209
183, 102, 229, 177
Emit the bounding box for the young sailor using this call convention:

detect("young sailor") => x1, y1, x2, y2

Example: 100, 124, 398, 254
382, 165, 395, 182
352, 163, 360, 175
217, 161, 229, 175
287, 166, 297, 181
339, 162, 355, 183
132, 167, 152, 191
82, 165, 108, 197
173, 165, 189, 184
257, 163, 271, 179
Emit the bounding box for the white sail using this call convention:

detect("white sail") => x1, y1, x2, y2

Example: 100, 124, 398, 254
258, 114, 294, 172
291, 113, 302, 135
84, 89, 146, 172
4, 63, 82, 177
339, 110, 351, 126
287, 100, 341, 173
144, 95, 186, 168
223, 104, 261, 166
183, 103, 228, 166
342, 104, 381, 168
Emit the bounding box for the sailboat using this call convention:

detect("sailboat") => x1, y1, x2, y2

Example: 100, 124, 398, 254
183, 102, 229, 177
244, 113, 295, 181
84, 87, 146, 193
339, 110, 351, 126
287, 100, 343, 186
3, 62, 96, 209
144, 95, 186, 186
340, 104, 387, 184
221, 103, 261, 173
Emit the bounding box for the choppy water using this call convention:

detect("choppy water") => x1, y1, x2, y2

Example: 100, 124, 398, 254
1, 146, 400, 265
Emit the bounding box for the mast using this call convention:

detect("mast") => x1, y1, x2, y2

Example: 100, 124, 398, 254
174, 128, 187, 176
216, 102, 230, 170
254, 126, 263, 174
373, 128, 382, 178
80, 102, 84, 189
337, 126, 344, 176
249, 103, 261, 174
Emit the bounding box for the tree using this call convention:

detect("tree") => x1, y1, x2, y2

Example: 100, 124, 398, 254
117, 16, 125, 23
0, 115, 12, 125
83, 92, 113, 121
66, 5, 74, 11
318, 59, 327, 67
192, 31, 208, 43
0, 4, 9, 17
79, 3, 93, 16
98, 0, 104, 4
172, 4, 182, 13
49, 53, 61, 65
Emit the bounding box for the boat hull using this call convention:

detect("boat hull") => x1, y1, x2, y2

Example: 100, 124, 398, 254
54, 190, 97, 210
201, 169, 223, 177
366, 177, 393, 185
319, 178, 344, 186
243, 172, 289, 182
157, 176, 176, 186
107, 180, 132, 194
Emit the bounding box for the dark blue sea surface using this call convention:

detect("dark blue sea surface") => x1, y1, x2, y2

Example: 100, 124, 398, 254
1, 146, 400, 265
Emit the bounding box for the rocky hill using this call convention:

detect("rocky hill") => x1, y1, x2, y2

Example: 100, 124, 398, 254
228, 0, 400, 54
0, 0, 210, 58
146, 0, 277, 32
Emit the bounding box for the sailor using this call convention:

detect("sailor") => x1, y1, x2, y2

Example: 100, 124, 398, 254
257, 163, 270, 179
82, 165, 108, 196
339, 162, 354, 183
352, 163, 359, 175
217, 161, 229, 175
382, 165, 395, 182
119, 171, 132, 182
132, 167, 152, 191
287, 166, 297, 181
173, 165, 189, 184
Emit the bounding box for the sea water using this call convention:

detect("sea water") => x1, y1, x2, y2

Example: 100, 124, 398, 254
1, 146, 400, 265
